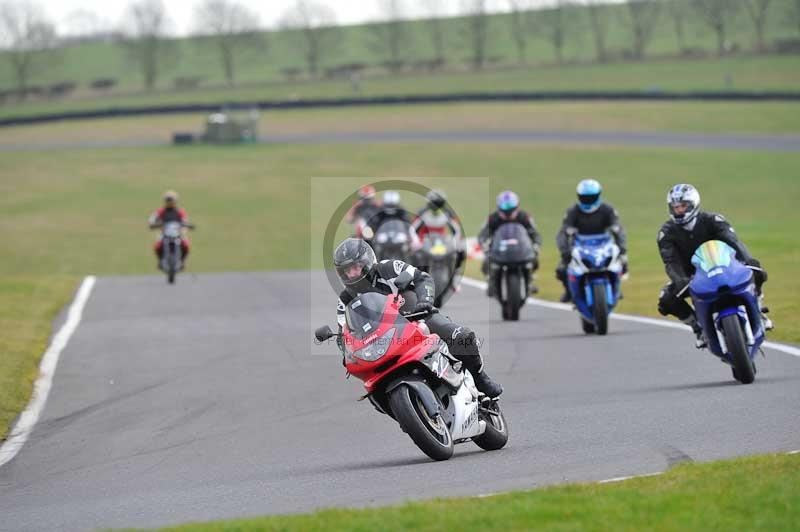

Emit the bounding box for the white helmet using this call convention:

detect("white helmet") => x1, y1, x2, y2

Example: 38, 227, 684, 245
667, 184, 701, 225
383, 190, 401, 208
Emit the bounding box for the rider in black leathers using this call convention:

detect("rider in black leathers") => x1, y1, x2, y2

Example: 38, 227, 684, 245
333, 238, 503, 398
478, 190, 542, 295
364, 190, 414, 239
657, 183, 772, 347
555, 180, 627, 302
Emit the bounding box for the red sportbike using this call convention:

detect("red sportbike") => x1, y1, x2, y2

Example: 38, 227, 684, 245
315, 273, 508, 461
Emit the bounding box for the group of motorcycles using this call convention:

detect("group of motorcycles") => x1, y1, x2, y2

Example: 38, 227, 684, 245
315, 198, 769, 461
489, 223, 766, 385
363, 214, 461, 309
485, 221, 624, 333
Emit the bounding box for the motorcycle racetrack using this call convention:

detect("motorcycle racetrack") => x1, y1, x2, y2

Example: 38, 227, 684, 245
1, 271, 798, 531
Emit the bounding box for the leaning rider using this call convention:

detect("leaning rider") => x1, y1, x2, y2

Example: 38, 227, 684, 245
657, 183, 772, 348
333, 238, 503, 398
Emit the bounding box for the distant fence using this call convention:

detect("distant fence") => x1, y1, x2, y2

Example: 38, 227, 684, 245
3, 91, 800, 127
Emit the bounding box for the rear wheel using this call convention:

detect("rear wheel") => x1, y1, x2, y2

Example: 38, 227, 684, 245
721, 314, 755, 384
505, 270, 522, 321
592, 283, 608, 335
472, 401, 508, 451
389, 385, 453, 461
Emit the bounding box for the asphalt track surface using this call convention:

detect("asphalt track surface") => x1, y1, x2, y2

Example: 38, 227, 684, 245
1, 271, 799, 531
2, 129, 800, 152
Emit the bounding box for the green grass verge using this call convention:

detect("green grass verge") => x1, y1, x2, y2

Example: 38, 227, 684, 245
3, 55, 800, 121
144, 453, 800, 531
2, 102, 800, 150
0, 275, 79, 441
2, 141, 798, 441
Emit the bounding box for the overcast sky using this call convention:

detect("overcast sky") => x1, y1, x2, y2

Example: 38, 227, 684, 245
43, 0, 531, 36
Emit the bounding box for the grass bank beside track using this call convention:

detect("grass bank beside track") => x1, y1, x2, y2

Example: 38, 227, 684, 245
144, 453, 800, 531
1, 141, 798, 443
3, 101, 800, 150
2, 55, 800, 121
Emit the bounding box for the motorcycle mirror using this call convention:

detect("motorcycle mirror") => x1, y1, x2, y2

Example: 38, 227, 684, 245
362, 226, 374, 240
394, 271, 413, 292
314, 325, 335, 342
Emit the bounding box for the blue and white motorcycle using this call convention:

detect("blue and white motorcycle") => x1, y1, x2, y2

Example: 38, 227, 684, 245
688, 240, 766, 384
567, 232, 624, 335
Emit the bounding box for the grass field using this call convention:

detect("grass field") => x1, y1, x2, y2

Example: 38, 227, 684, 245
146, 452, 800, 531
3, 55, 800, 121
2, 140, 799, 443
3, 101, 800, 150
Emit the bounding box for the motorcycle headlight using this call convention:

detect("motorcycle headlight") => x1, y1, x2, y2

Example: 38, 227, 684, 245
350, 327, 396, 362
392, 233, 408, 243
376, 233, 389, 243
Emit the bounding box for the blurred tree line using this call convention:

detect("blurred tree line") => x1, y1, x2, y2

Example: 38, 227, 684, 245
1, 0, 799, 100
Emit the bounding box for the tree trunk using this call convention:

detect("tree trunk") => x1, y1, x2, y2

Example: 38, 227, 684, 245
587, 7, 607, 62
221, 45, 234, 86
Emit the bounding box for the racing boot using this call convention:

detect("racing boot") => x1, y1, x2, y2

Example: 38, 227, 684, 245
759, 295, 774, 331
559, 290, 572, 303
472, 369, 503, 398
683, 316, 706, 349
486, 277, 496, 298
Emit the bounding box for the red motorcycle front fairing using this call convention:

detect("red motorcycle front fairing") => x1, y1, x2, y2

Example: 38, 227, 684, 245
343, 297, 441, 394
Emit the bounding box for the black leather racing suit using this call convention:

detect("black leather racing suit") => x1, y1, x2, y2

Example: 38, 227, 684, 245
555, 204, 627, 290
478, 210, 542, 275
657, 211, 767, 321
337, 259, 485, 374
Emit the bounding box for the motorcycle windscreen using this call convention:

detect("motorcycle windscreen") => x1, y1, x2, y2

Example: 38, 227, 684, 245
690, 240, 752, 296
489, 222, 534, 263
375, 219, 411, 244
163, 221, 182, 238
345, 292, 394, 339
691, 240, 735, 273
574, 232, 612, 247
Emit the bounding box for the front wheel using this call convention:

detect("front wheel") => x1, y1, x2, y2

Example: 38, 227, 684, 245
389, 385, 453, 461
472, 401, 508, 451
505, 270, 522, 321
721, 314, 755, 384
591, 283, 608, 335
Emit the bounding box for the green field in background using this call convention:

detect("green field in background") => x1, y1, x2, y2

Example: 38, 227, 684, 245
147, 453, 800, 531
4, 99, 800, 138
2, 55, 800, 121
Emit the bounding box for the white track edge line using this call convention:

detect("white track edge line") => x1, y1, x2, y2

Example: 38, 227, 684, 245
599, 472, 664, 484
459, 276, 800, 357
0, 275, 96, 469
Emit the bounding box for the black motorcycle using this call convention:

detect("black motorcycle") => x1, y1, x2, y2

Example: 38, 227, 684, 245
371, 219, 414, 262
487, 223, 536, 321
414, 233, 459, 308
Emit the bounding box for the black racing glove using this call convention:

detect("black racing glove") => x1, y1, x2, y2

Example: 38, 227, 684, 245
413, 300, 433, 314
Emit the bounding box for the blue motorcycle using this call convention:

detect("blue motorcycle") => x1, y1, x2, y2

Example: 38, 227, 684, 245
689, 240, 765, 384
567, 233, 624, 335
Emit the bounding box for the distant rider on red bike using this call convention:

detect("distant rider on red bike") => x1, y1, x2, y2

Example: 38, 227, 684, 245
148, 190, 191, 269
346, 185, 381, 238
333, 238, 503, 398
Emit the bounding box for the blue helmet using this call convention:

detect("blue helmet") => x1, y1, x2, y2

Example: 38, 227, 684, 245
496, 190, 519, 215
576, 179, 602, 213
